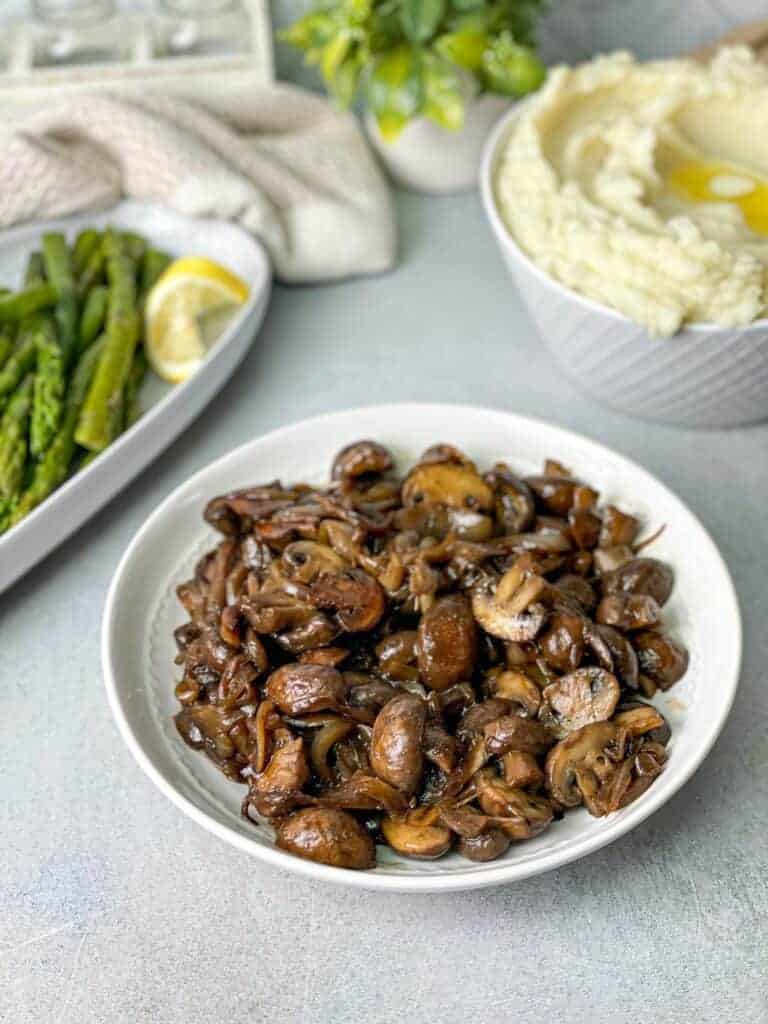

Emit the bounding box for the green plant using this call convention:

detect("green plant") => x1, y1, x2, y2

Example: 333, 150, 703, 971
281, 0, 547, 140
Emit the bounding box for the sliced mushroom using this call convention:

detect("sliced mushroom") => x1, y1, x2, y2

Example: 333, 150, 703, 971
471, 564, 548, 643
381, 814, 452, 859
619, 741, 667, 807
633, 631, 689, 689
456, 698, 511, 742
331, 440, 393, 485
596, 593, 661, 632
423, 719, 459, 773
276, 808, 375, 869
545, 721, 624, 809
346, 677, 399, 710
541, 668, 620, 734
310, 772, 408, 814
439, 804, 489, 838
599, 505, 640, 548
553, 574, 597, 613
538, 611, 585, 672
376, 630, 419, 682
274, 612, 340, 654
501, 750, 544, 789
490, 671, 541, 717
614, 702, 669, 742
310, 718, 355, 783
310, 569, 386, 632
457, 828, 510, 862
402, 462, 493, 511
265, 664, 347, 716
526, 475, 578, 516
475, 771, 554, 839
248, 737, 309, 817
281, 541, 348, 583
485, 463, 535, 532
417, 443, 474, 467
483, 714, 556, 756
601, 558, 674, 606
593, 545, 635, 574
417, 593, 478, 691
569, 508, 602, 550
587, 624, 639, 690
370, 693, 426, 795
298, 646, 349, 668
217, 653, 259, 707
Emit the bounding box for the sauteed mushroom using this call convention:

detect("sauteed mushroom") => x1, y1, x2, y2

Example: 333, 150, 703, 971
541, 668, 620, 735
633, 631, 689, 689
370, 693, 426, 795
265, 664, 347, 716
402, 460, 493, 511
381, 814, 452, 859
602, 558, 674, 606
457, 829, 511, 862
332, 440, 393, 486
417, 593, 478, 691
471, 563, 547, 642
276, 808, 375, 869
172, 443, 687, 869
310, 569, 386, 632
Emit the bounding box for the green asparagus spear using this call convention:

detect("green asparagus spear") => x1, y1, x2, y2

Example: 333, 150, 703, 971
30, 317, 65, 457
0, 327, 38, 408
24, 251, 45, 288
121, 231, 147, 267
8, 338, 104, 527
78, 284, 108, 352
75, 231, 140, 453
79, 243, 106, 295
0, 284, 56, 324
73, 229, 101, 276
42, 233, 79, 368
139, 249, 171, 303
124, 348, 148, 428
0, 374, 33, 500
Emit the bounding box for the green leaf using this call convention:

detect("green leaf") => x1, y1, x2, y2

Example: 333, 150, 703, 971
450, 0, 486, 10
333, 53, 364, 106
321, 32, 352, 84
400, 0, 445, 43
344, 0, 372, 23
279, 11, 338, 51
368, 44, 424, 140
435, 28, 487, 70
482, 33, 545, 96
422, 53, 464, 131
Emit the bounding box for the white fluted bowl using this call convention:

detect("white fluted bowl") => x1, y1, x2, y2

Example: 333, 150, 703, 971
480, 108, 768, 428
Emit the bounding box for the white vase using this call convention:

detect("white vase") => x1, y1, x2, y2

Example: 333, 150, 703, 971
364, 93, 513, 195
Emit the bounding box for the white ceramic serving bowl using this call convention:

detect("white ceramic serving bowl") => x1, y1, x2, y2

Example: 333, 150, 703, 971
103, 403, 741, 893
480, 107, 768, 428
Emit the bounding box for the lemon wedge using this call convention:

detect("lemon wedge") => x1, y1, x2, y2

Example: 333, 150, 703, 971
145, 256, 249, 383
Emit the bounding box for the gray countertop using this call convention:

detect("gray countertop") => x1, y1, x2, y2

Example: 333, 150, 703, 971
3, 186, 767, 1024
2, 1, 767, 1021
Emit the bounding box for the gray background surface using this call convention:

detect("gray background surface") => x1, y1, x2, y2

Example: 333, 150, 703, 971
2, 2, 767, 1022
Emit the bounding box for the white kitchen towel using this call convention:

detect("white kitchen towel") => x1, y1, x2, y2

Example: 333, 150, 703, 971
0, 85, 397, 283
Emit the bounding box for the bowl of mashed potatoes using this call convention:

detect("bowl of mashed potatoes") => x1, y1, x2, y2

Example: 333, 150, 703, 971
481, 47, 768, 427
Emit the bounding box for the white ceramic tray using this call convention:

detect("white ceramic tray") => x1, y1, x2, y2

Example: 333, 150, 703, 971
103, 403, 741, 893
0, 200, 271, 592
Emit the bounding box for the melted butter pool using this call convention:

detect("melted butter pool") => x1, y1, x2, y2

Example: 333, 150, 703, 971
666, 161, 768, 236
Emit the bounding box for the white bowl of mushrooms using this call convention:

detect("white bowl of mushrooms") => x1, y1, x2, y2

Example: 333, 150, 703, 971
103, 403, 741, 892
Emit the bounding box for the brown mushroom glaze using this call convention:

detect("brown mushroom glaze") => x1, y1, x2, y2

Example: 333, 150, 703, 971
172, 444, 688, 869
